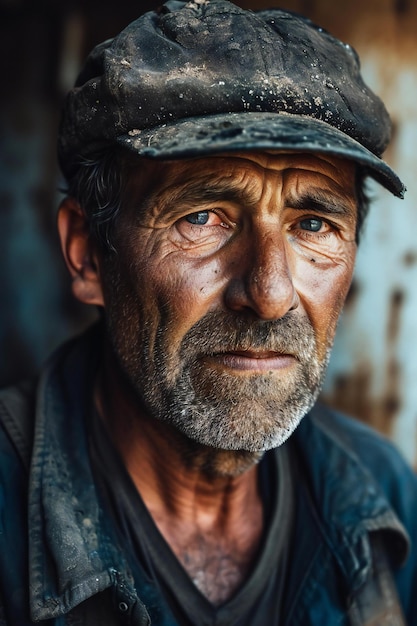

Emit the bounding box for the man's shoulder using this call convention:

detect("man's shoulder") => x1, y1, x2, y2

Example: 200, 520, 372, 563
0, 382, 33, 603
0, 378, 37, 471
309, 404, 414, 477
0, 323, 101, 471
300, 403, 417, 523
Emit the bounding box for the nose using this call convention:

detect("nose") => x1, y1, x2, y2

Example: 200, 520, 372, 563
224, 230, 299, 320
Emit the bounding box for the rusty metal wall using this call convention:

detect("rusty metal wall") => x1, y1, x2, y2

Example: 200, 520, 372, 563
1, 0, 416, 464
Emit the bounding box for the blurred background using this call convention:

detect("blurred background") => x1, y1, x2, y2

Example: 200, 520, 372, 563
1, 0, 416, 466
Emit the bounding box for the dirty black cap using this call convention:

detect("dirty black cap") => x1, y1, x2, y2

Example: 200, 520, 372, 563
58, 0, 405, 198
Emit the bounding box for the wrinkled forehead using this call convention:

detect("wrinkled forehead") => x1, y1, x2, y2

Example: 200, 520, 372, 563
183, 151, 356, 184
125, 150, 358, 204
122, 151, 357, 227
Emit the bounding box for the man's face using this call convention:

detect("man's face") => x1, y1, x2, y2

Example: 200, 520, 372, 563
100, 152, 357, 454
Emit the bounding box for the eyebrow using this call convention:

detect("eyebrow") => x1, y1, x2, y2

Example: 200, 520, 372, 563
143, 173, 356, 219
150, 175, 262, 213
286, 189, 356, 217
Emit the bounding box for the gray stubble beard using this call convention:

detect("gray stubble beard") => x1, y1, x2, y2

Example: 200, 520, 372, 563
110, 309, 331, 469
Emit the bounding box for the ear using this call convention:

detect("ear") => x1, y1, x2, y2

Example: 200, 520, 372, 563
57, 197, 105, 306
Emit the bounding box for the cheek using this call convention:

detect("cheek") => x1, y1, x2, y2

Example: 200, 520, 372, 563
103, 222, 227, 346
293, 247, 356, 345
144, 253, 227, 344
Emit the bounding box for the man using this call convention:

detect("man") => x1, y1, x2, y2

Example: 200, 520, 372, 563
0, 1, 416, 624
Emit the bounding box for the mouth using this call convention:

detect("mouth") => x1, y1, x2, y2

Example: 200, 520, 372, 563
204, 350, 298, 373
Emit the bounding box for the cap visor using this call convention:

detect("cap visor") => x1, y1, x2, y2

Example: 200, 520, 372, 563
118, 112, 405, 198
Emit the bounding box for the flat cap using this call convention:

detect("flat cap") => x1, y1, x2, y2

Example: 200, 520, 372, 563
58, 0, 405, 197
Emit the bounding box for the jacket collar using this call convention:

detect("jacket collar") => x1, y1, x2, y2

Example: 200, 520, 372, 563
28, 324, 135, 621
295, 404, 410, 593
28, 325, 409, 620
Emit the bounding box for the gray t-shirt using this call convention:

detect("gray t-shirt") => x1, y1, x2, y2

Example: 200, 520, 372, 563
89, 414, 295, 626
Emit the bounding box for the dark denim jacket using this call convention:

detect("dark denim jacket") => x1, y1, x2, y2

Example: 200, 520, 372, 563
0, 326, 416, 625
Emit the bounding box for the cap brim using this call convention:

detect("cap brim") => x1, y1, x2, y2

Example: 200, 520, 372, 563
117, 111, 405, 198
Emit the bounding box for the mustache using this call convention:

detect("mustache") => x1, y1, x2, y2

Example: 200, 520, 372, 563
177, 311, 318, 360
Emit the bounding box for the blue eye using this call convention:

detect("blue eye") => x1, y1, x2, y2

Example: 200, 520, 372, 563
299, 218, 323, 232
185, 211, 209, 225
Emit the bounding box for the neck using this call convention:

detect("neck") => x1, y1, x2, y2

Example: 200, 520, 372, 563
94, 346, 265, 603
94, 346, 263, 510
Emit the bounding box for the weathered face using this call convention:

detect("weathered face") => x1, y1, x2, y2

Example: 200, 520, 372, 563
100, 152, 357, 452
